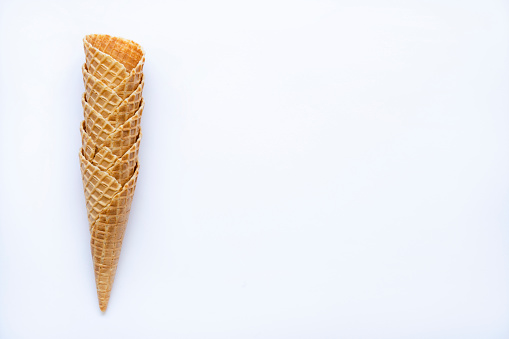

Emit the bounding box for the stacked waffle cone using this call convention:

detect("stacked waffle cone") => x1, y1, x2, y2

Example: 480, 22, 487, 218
79, 34, 145, 312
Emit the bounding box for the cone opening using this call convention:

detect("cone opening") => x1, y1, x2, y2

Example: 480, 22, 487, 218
85, 34, 144, 72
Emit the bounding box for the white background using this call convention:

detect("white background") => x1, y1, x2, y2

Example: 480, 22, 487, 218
0, 0, 508, 338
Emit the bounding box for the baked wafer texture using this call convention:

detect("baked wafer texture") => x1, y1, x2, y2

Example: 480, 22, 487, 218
85, 34, 144, 72
80, 151, 122, 226
114, 58, 145, 100
84, 38, 128, 89
83, 34, 144, 88
107, 134, 141, 187
82, 65, 145, 124
91, 165, 139, 312
80, 121, 96, 161
80, 34, 145, 312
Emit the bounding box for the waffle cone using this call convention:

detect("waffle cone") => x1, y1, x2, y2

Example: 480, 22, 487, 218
80, 34, 145, 312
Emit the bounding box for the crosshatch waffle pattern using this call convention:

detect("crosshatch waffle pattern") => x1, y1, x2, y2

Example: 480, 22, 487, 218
84, 38, 129, 89
86, 34, 144, 72
90, 165, 139, 312
80, 34, 145, 312
114, 58, 145, 100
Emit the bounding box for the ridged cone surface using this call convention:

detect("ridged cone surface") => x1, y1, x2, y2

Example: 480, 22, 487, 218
80, 34, 144, 312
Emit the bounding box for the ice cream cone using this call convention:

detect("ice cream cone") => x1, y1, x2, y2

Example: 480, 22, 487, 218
80, 34, 145, 312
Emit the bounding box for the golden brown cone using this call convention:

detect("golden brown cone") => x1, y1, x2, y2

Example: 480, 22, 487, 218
81, 34, 145, 312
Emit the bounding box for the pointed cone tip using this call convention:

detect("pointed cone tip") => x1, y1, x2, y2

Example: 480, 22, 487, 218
98, 291, 110, 312
99, 302, 108, 312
